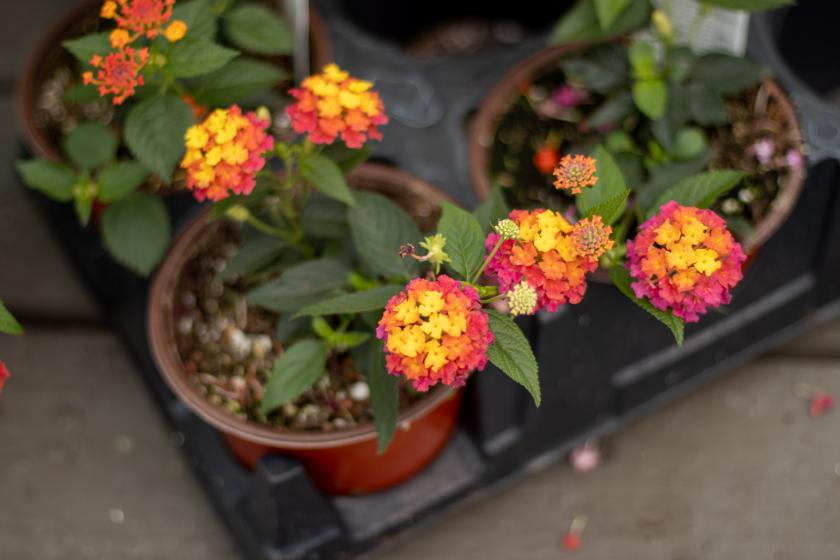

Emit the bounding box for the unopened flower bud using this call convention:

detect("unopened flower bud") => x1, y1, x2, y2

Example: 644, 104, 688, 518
507, 280, 537, 316
494, 219, 520, 240
225, 205, 250, 222
652, 9, 674, 41
419, 234, 450, 267
256, 106, 271, 123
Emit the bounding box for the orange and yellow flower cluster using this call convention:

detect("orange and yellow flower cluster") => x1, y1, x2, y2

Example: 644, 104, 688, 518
286, 64, 389, 149
485, 209, 613, 312
626, 201, 746, 323
553, 154, 597, 195
376, 275, 493, 391
180, 105, 274, 202
83, 1, 187, 105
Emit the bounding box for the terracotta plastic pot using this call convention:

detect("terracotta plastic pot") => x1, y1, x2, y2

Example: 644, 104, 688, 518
148, 164, 462, 495
468, 45, 807, 256
18, 0, 332, 161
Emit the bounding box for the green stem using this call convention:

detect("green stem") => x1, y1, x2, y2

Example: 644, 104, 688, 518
480, 294, 505, 304
471, 237, 504, 284
245, 214, 287, 238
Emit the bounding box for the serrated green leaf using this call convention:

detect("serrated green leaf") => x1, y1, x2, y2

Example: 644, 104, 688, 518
101, 193, 171, 276
16, 160, 76, 201
301, 195, 350, 239
167, 38, 239, 78
0, 299, 23, 335
223, 2, 292, 55
576, 145, 629, 225
486, 309, 540, 407
193, 57, 287, 106
62, 32, 110, 65
247, 258, 350, 312
348, 191, 421, 279
650, 169, 746, 217
699, 0, 793, 11
609, 266, 684, 345
260, 339, 328, 413
367, 339, 398, 453
436, 202, 485, 281
294, 284, 403, 318
220, 234, 285, 281
64, 122, 117, 170
687, 53, 769, 95
594, 0, 632, 30
633, 79, 667, 120
173, 0, 218, 38
98, 161, 149, 202
473, 184, 511, 233
125, 95, 194, 181
299, 152, 355, 206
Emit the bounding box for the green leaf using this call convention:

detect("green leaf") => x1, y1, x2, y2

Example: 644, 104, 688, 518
635, 152, 713, 213
548, 0, 651, 44
101, 193, 171, 276
74, 188, 95, 226
16, 160, 76, 201
173, 0, 218, 38
246, 258, 350, 312
64, 122, 117, 170
629, 41, 658, 81
275, 315, 309, 344
223, 2, 292, 55
650, 169, 746, 217
586, 91, 635, 129
699, 0, 794, 11
650, 85, 690, 149
687, 53, 769, 95
686, 85, 729, 126
63, 83, 100, 104
125, 95, 194, 181
97, 161, 149, 202
193, 57, 288, 107
301, 195, 350, 239
62, 32, 110, 65
321, 144, 372, 173
0, 299, 23, 335
260, 340, 328, 413
576, 146, 629, 225
332, 331, 370, 350
594, 0, 632, 30
295, 285, 403, 318
609, 266, 684, 345
167, 38, 239, 78
486, 310, 540, 407
436, 202, 485, 281
633, 79, 667, 120
348, 191, 421, 279
473, 184, 510, 233
220, 234, 285, 281
298, 152, 355, 206
367, 339, 399, 453
670, 127, 708, 160
560, 44, 630, 94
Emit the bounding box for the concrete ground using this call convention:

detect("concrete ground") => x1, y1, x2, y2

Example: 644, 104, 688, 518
2, 4, 840, 560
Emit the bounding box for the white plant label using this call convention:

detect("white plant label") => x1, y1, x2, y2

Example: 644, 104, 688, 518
659, 0, 750, 56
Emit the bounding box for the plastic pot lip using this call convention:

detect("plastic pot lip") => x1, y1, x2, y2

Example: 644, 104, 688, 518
467, 43, 808, 256
147, 163, 458, 450
17, 0, 333, 162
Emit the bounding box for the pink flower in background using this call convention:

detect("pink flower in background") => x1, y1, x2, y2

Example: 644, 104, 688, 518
785, 149, 804, 171
0, 361, 10, 393
810, 392, 835, 417
552, 84, 589, 108
750, 139, 775, 165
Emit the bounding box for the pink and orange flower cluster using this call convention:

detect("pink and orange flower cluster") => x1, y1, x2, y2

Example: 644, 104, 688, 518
83, 0, 187, 105
287, 64, 389, 149
376, 275, 493, 392
180, 105, 274, 201
626, 201, 746, 322
485, 209, 613, 312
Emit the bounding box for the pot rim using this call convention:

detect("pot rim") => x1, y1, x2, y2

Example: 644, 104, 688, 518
147, 163, 458, 450
467, 44, 807, 255
17, 0, 333, 162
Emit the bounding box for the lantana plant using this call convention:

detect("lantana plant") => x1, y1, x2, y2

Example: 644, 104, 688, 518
17, 0, 293, 275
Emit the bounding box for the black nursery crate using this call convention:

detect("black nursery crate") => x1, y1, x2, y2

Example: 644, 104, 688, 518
19, 1, 840, 558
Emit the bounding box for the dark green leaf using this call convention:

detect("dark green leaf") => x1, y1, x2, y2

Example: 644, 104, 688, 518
321, 144, 372, 173
670, 127, 708, 160
594, 0, 632, 30
650, 85, 690, 149
436, 202, 485, 280
686, 84, 729, 126
101, 193, 171, 276
561, 44, 630, 94
125, 94, 194, 181
332, 331, 370, 350
167, 38, 239, 78
260, 340, 328, 413
348, 191, 421, 279
299, 152, 355, 206
173, 0, 218, 38
98, 161, 149, 202
193, 57, 287, 106
633, 79, 667, 120
294, 285, 403, 318
247, 258, 350, 312
473, 184, 510, 233
275, 315, 309, 343
486, 309, 540, 407
223, 2, 292, 55
687, 53, 769, 95
220, 234, 285, 281
587, 91, 635, 129
16, 160, 76, 201
650, 169, 746, 217
64, 122, 117, 170
635, 152, 713, 212
63, 83, 100, 104
301, 195, 350, 239
0, 299, 22, 335
699, 0, 793, 11
367, 339, 398, 453
548, 0, 651, 44
62, 32, 110, 65
609, 266, 684, 345
576, 145, 629, 224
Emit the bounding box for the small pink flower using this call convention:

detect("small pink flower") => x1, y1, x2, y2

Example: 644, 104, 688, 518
570, 441, 600, 473
553, 84, 589, 108
750, 139, 775, 165
810, 392, 835, 417
0, 361, 10, 393
785, 149, 804, 171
